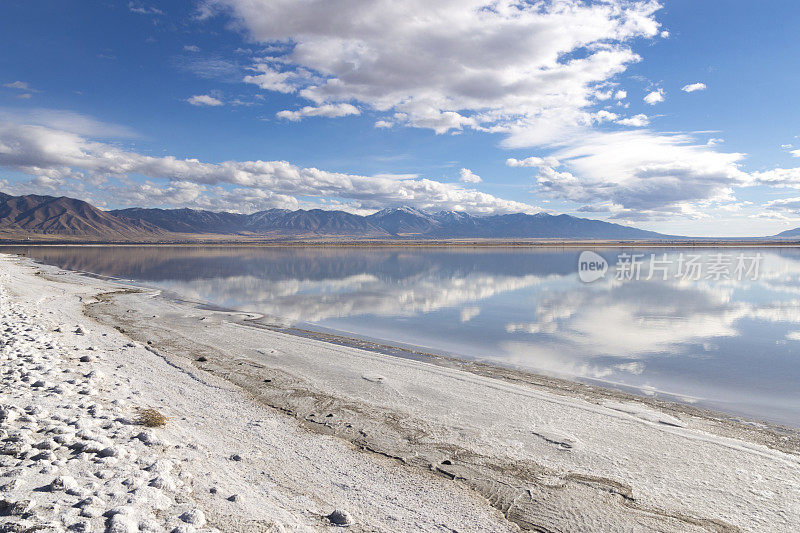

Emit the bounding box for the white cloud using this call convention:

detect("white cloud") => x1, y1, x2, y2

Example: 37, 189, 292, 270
616, 113, 649, 127
792, 149, 800, 158
460, 307, 481, 322
0, 119, 539, 215
506, 156, 560, 168
764, 197, 800, 214
594, 110, 619, 122
0, 108, 137, 138
186, 94, 224, 106
534, 130, 750, 217
208, 0, 664, 142
276, 103, 360, 121
183, 45, 201, 52
243, 63, 302, 93
459, 168, 481, 184
374, 120, 393, 129
681, 82, 707, 93
781, 144, 793, 149
752, 167, 800, 188
3, 81, 35, 91
128, 2, 162, 15
643, 88, 665, 105
200, 0, 768, 221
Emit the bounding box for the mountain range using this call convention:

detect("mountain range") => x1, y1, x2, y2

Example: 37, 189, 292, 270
0, 192, 164, 239
110, 204, 670, 239
0, 191, 795, 241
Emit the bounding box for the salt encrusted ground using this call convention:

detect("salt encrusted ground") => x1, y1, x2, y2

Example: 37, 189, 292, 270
1, 253, 799, 532
0, 255, 515, 532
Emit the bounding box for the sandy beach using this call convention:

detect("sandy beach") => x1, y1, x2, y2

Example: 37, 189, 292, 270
1, 252, 799, 532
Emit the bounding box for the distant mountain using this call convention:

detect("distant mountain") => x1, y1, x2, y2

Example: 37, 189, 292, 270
366, 207, 439, 235
262, 209, 387, 235
111, 206, 388, 236
0, 192, 674, 240
775, 227, 800, 238
0, 193, 163, 238
428, 212, 667, 239
114, 202, 668, 239
111, 207, 249, 234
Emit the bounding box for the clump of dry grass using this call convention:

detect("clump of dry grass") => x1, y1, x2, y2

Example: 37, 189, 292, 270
135, 408, 168, 427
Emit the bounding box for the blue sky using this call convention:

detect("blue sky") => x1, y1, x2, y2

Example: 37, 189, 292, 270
1, 0, 799, 236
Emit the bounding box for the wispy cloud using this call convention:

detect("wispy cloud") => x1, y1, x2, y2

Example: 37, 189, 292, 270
186, 94, 224, 107
682, 82, 707, 93
0, 108, 137, 138
276, 103, 360, 121
128, 2, 162, 16
3, 81, 40, 93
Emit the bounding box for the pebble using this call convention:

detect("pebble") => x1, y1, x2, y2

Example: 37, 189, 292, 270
179, 508, 206, 527
49, 475, 79, 492
0, 498, 35, 516
107, 513, 138, 533
326, 509, 354, 527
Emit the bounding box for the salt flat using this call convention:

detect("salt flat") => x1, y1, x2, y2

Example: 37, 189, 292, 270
1, 253, 799, 532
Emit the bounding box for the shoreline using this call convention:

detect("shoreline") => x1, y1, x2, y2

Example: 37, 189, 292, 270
13, 248, 800, 429
244, 318, 800, 439
3, 254, 800, 531
3, 240, 800, 248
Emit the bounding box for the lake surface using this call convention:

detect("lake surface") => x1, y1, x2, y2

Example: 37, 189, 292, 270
7, 245, 800, 426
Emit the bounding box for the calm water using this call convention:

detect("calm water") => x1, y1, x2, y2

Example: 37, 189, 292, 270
7, 245, 800, 426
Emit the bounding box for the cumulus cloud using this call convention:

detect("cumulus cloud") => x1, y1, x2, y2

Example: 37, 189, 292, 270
531, 130, 750, 218
752, 167, 800, 188
183, 45, 201, 52
681, 82, 707, 93
594, 110, 619, 122
616, 113, 649, 127
764, 197, 800, 214
0, 119, 539, 215
792, 149, 800, 158
207, 0, 664, 143
643, 88, 665, 105
276, 103, 360, 121
506, 156, 560, 168
459, 168, 481, 184
198, 0, 767, 221
186, 94, 224, 106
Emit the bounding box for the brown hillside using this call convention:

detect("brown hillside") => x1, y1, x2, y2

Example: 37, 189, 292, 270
0, 192, 165, 238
